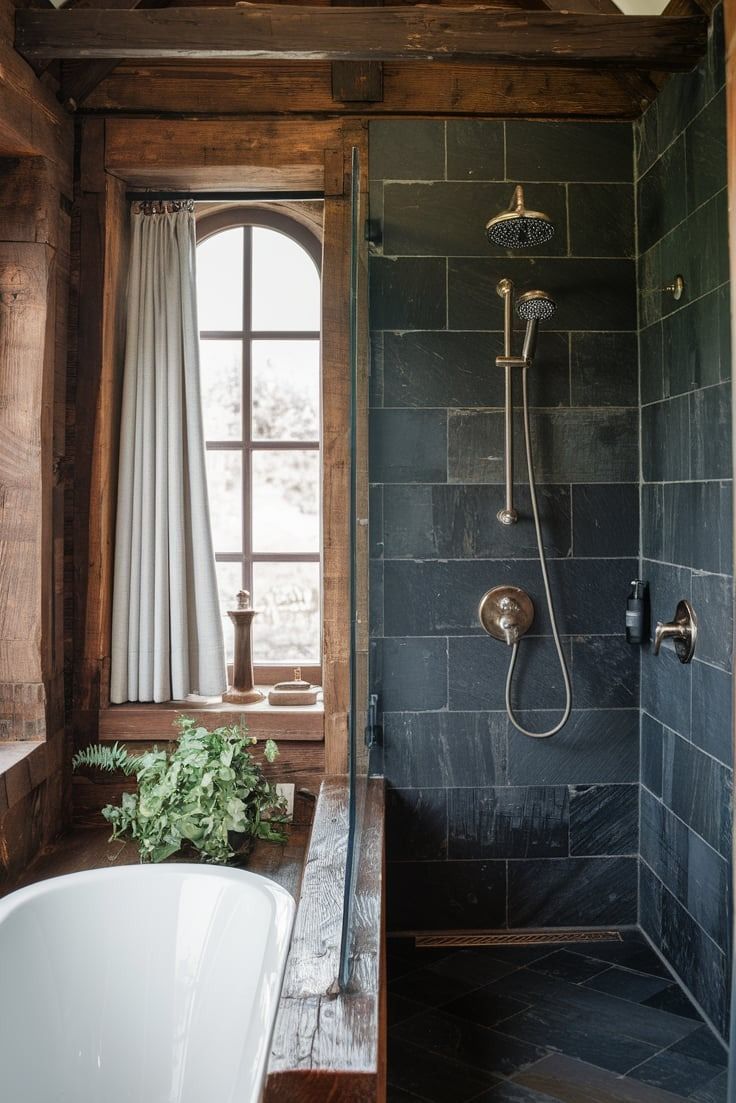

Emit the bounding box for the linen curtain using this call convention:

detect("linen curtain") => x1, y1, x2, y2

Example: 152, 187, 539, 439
110, 202, 227, 703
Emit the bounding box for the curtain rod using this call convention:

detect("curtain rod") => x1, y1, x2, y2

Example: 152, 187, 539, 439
125, 191, 325, 202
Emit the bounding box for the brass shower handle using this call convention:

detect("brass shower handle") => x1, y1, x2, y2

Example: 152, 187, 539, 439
653, 599, 697, 664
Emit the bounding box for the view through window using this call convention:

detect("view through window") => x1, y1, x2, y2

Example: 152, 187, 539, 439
196, 216, 321, 666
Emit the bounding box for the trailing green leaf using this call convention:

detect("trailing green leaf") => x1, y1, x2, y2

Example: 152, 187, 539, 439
74, 719, 287, 864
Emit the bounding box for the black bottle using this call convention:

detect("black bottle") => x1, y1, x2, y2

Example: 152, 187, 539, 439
626, 580, 648, 645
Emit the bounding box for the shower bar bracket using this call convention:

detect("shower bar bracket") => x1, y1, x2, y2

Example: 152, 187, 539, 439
496, 355, 530, 370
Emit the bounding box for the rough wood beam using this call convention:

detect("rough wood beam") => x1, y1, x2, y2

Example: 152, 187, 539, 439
33, 0, 146, 78
57, 0, 173, 108
61, 59, 126, 107
541, 0, 658, 110
80, 60, 660, 118
0, 39, 72, 190
15, 7, 708, 70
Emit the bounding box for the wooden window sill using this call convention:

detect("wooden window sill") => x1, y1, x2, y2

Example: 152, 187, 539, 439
0, 741, 47, 814
98, 693, 324, 743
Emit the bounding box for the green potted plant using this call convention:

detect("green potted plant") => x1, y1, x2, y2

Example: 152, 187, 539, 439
72, 715, 288, 864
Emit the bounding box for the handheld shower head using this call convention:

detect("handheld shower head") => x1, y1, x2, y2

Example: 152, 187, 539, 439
486, 186, 555, 250
516, 290, 557, 322
516, 290, 556, 362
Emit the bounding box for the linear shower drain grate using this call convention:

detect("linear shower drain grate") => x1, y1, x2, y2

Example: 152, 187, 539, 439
414, 929, 623, 948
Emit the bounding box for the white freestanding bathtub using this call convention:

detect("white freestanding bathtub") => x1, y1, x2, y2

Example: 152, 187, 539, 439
0, 864, 295, 1103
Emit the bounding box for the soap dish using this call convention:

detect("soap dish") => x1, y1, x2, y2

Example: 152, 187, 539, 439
268, 669, 320, 707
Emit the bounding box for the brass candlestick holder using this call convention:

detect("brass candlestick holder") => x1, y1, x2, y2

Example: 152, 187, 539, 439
223, 590, 264, 705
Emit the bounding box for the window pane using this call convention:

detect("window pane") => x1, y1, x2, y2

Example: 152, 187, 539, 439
252, 561, 320, 663
251, 227, 320, 332
200, 340, 242, 441
206, 450, 242, 553
252, 340, 319, 442
215, 560, 242, 665
197, 228, 243, 331
252, 450, 319, 553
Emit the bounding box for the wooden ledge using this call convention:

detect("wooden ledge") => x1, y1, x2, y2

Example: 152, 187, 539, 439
0, 741, 46, 815
266, 776, 386, 1102
98, 695, 324, 742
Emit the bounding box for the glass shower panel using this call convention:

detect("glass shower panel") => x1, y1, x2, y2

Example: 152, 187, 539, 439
338, 146, 372, 992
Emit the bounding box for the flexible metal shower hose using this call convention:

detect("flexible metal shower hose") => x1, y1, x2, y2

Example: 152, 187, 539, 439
505, 366, 572, 739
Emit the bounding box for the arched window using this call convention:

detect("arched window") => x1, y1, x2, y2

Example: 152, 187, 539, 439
196, 210, 321, 669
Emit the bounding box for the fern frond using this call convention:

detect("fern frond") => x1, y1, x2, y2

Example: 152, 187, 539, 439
72, 742, 141, 776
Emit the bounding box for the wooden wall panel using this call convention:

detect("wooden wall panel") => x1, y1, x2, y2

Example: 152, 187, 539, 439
0, 154, 68, 746
0, 150, 72, 881
71, 118, 129, 749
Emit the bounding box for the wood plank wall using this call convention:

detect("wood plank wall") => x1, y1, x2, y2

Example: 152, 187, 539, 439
0, 0, 73, 884
0, 1, 73, 876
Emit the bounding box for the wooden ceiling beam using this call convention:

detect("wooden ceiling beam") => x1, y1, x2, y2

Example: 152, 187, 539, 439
15, 6, 708, 70
54, 0, 173, 108
82, 59, 647, 118
542, 0, 660, 110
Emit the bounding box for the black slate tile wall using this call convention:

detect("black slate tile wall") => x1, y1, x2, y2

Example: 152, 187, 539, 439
369, 117, 640, 935
636, 4, 733, 1043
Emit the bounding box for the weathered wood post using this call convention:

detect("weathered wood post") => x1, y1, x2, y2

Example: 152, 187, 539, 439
223, 590, 263, 705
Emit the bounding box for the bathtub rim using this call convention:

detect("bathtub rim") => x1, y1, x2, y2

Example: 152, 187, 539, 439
0, 859, 298, 926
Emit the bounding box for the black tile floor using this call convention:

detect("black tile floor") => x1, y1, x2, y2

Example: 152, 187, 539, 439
388, 931, 729, 1103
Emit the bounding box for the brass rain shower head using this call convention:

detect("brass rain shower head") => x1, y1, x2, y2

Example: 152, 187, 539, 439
485, 185, 555, 250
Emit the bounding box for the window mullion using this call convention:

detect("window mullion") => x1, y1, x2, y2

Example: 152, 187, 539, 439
243, 225, 253, 602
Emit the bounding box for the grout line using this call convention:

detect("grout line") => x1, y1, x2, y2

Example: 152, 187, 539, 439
640, 378, 731, 410
443, 120, 448, 183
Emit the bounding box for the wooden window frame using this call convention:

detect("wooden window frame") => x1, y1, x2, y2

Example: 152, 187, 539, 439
196, 207, 323, 683
76, 118, 366, 774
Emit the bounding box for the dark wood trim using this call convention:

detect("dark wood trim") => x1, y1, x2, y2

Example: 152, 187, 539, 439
265, 776, 385, 1103
16, 7, 707, 70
